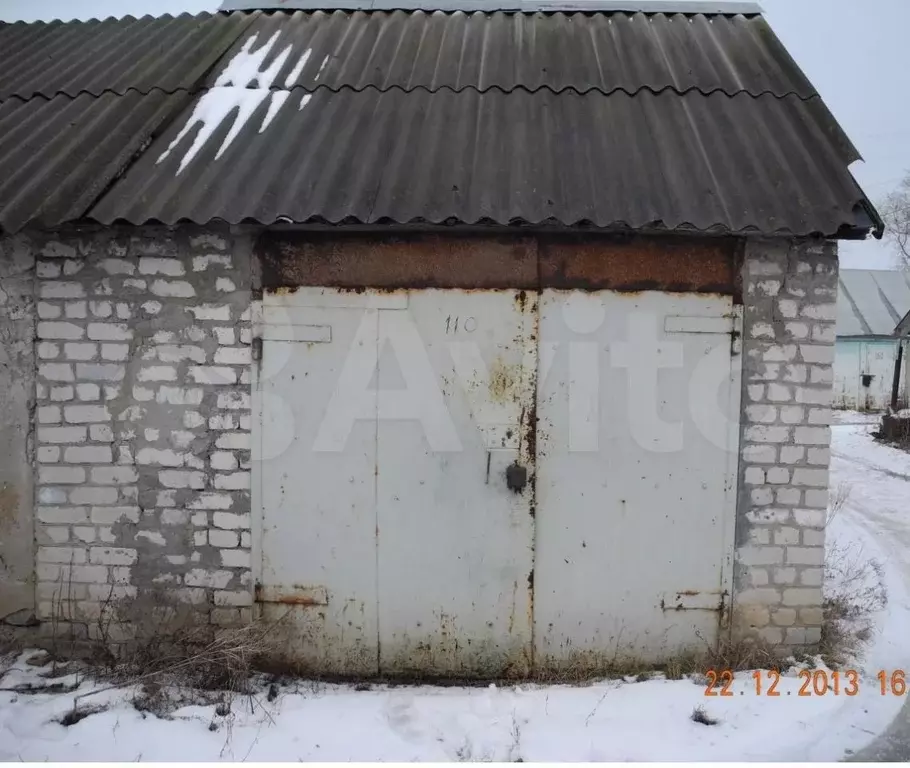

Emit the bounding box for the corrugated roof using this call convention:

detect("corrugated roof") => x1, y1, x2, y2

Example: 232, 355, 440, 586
203, 10, 816, 97
837, 270, 910, 338
0, 91, 190, 233
90, 87, 872, 235
0, 8, 883, 239
0, 12, 254, 100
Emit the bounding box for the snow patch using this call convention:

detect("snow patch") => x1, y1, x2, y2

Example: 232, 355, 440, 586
299, 93, 313, 112
284, 48, 310, 87
215, 31, 291, 89
314, 53, 330, 81
260, 92, 291, 134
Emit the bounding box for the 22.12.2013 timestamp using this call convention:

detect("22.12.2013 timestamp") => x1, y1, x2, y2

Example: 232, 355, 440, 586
705, 669, 908, 697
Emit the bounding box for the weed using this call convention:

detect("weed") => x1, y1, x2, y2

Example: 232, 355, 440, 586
690, 705, 719, 726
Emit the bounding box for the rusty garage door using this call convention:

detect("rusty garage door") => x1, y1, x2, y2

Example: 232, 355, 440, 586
252, 241, 741, 676
254, 287, 537, 676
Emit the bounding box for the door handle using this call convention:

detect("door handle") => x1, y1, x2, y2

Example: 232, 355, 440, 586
505, 462, 528, 493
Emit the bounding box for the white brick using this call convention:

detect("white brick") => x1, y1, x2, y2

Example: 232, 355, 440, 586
43, 527, 71, 544
76, 363, 125, 381
38, 342, 59, 359
189, 366, 237, 385
217, 392, 250, 410
221, 549, 251, 568
737, 546, 784, 566
132, 386, 154, 401
766, 467, 790, 484
751, 487, 774, 506
193, 254, 231, 271
779, 446, 805, 464
803, 528, 825, 546
807, 447, 830, 465
778, 406, 805, 425
742, 444, 777, 464
239, 414, 251, 430
62, 342, 97, 361
209, 529, 239, 548
156, 387, 204, 406
786, 547, 825, 567
139, 257, 185, 276
808, 408, 832, 425
124, 278, 147, 290
744, 404, 776, 424
64, 446, 113, 463
214, 471, 250, 490
91, 506, 140, 524
38, 465, 85, 484
37, 302, 62, 319
766, 383, 791, 402
65, 301, 87, 319
90, 547, 138, 565
811, 325, 836, 344
799, 344, 834, 364
241, 531, 251, 547
70, 487, 119, 505
39, 362, 75, 381
800, 568, 824, 586
783, 322, 809, 339
782, 364, 807, 384
744, 425, 790, 443
138, 365, 177, 382
776, 488, 801, 506
156, 345, 206, 363
209, 414, 236, 430
183, 411, 205, 428
755, 280, 780, 296
63, 259, 84, 276
240, 328, 252, 345
100, 258, 135, 275
170, 430, 195, 449
37, 262, 62, 278
41, 282, 84, 299
744, 467, 765, 485
215, 277, 236, 292
38, 425, 86, 443
777, 299, 799, 318
184, 569, 233, 589
101, 343, 130, 361
162, 508, 189, 525
87, 323, 132, 341
212, 511, 250, 528
762, 344, 797, 362
211, 451, 238, 471
215, 590, 253, 607
136, 531, 167, 546
792, 468, 828, 487
151, 279, 195, 297
803, 490, 829, 509
800, 304, 836, 321
213, 327, 235, 345
38, 487, 68, 503
90, 467, 138, 485
794, 426, 830, 446
38, 446, 60, 463
187, 304, 231, 321
64, 404, 111, 423
216, 432, 250, 450
795, 386, 832, 406
184, 326, 206, 342
140, 301, 162, 315
214, 347, 251, 365
89, 301, 113, 318
809, 366, 833, 385
747, 384, 764, 402
159, 470, 206, 489
136, 447, 184, 466
750, 322, 774, 339
37, 506, 88, 523
38, 405, 61, 424
77, 383, 101, 402
38, 546, 86, 564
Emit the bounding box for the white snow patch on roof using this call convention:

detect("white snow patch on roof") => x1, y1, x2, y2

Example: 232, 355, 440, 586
299, 93, 313, 111
260, 91, 291, 133
157, 87, 271, 175
314, 54, 330, 81
284, 49, 311, 87
157, 31, 299, 174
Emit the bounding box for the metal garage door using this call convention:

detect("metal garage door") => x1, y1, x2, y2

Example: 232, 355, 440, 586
254, 287, 537, 676
254, 287, 740, 675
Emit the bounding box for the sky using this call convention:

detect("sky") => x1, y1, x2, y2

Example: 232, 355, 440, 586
0, 0, 906, 270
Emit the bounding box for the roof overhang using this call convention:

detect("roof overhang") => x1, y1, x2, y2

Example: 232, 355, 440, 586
219, 0, 763, 13
897, 309, 910, 338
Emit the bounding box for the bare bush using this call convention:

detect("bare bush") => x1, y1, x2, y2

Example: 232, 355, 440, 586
821, 539, 887, 667
827, 482, 852, 525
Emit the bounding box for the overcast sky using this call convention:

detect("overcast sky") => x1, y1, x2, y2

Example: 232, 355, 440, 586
0, 0, 905, 270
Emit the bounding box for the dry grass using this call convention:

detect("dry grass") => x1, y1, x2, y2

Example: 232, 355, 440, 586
820, 539, 887, 668
690, 705, 719, 726
827, 481, 852, 525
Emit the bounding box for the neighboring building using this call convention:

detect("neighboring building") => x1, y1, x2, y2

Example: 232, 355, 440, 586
0, 1, 883, 675
834, 270, 910, 411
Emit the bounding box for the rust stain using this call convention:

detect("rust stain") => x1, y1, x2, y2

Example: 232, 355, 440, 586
0, 483, 18, 526
255, 583, 329, 606
256, 231, 737, 294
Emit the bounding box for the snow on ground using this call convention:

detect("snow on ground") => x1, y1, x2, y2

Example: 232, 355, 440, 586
1, 412, 908, 762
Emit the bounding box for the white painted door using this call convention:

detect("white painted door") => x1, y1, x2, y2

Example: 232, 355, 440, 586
256, 288, 537, 676
533, 291, 741, 667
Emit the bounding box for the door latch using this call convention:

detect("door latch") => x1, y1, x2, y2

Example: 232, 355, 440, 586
505, 462, 528, 493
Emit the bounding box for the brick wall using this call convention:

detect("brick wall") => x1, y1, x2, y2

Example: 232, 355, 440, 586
732, 238, 837, 647
31, 226, 254, 638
